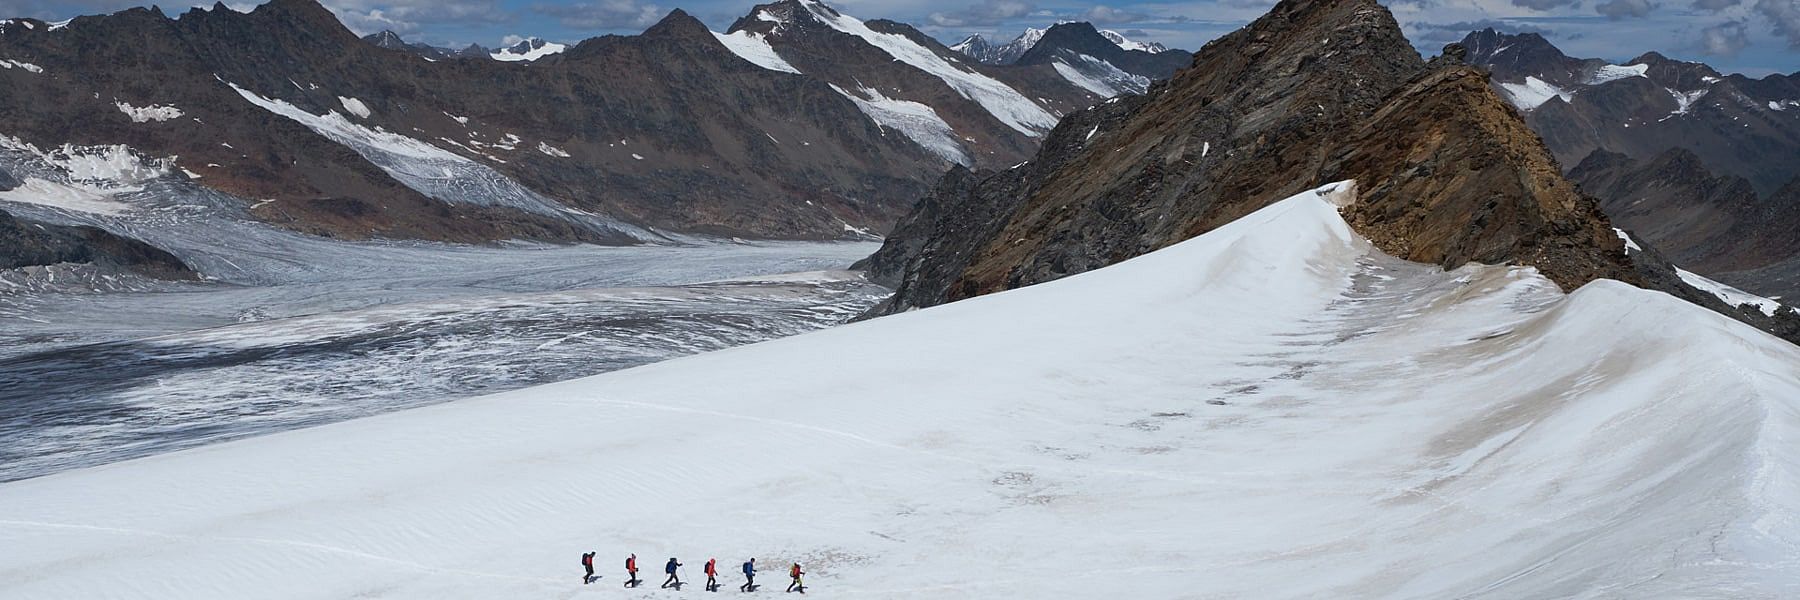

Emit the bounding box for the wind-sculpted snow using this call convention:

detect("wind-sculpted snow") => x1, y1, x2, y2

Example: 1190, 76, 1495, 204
2, 185, 1794, 598
228, 84, 656, 241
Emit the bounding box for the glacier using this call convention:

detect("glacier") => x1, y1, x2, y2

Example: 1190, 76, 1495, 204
2, 184, 1794, 598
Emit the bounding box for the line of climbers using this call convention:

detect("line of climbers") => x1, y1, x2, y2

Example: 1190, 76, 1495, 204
582, 552, 806, 593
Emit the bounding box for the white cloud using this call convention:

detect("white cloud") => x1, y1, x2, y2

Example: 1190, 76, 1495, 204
1699, 20, 1749, 54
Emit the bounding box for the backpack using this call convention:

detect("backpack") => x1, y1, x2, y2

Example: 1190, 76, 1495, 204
581, 553, 592, 567
790, 565, 801, 578
743, 561, 754, 575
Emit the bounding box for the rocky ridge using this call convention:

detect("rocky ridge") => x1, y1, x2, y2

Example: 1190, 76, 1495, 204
856, 0, 1799, 344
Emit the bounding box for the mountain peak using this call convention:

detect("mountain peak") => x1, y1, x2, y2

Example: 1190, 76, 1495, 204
642, 8, 711, 40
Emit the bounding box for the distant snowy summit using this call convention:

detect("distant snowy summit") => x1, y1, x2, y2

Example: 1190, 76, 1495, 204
490, 37, 566, 62
1098, 30, 1167, 54
952, 25, 1175, 66
360, 31, 564, 63
950, 27, 1045, 65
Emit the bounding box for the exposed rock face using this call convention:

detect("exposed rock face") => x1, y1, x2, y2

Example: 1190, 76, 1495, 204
861, 0, 1650, 319
0, 208, 193, 279
1463, 30, 1800, 197
1461, 28, 1595, 86
1324, 66, 1636, 291
1569, 147, 1792, 274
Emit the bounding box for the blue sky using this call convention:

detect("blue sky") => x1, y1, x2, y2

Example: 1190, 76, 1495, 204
2, 0, 1796, 75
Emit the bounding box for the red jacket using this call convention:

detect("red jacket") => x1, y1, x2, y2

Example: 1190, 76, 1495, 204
626, 557, 637, 572
705, 560, 717, 576
790, 565, 803, 578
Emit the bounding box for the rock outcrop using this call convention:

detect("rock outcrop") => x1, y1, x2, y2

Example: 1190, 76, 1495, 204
0, 208, 193, 279
863, 0, 1800, 342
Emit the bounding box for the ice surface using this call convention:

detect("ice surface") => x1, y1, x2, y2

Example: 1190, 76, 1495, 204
0, 135, 174, 215
831, 84, 970, 165
1498, 76, 1574, 111
3, 186, 1795, 598
798, 0, 1057, 136
711, 30, 802, 74
1585, 63, 1649, 85
0, 261, 886, 483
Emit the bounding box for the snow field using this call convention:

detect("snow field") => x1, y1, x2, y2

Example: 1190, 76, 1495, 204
712, 30, 802, 74
829, 85, 970, 165
1, 185, 1797, 598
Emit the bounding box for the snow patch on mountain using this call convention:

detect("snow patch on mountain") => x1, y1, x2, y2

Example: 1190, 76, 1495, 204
1499, 76, 1574, 111
489, 39, 565, 62
1668, 88, 1710, 115
337, 96, 372, 119
1584, 63, 1648, 85
831, 84, 969, 166
535, 142, 569, 158
1677, 268, 1789, 316
114, 101, 184, 123
0, 59, 43, 73
799, 1, 1057, 136
2, 184, 1796, 598
1051, 53, 1151, 97
712, 30, 802, 74
229, 83, 653, 240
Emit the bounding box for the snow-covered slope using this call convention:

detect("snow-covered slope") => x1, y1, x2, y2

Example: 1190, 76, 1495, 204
3, 185, 1797, 598
795, 1, 1058, 137
711, 30, 802, 74
1050, 52, 1152, 97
